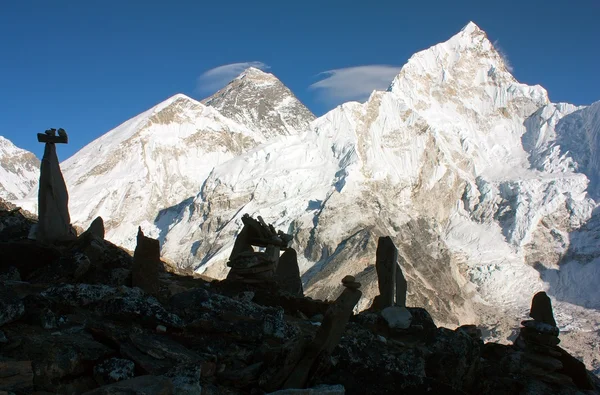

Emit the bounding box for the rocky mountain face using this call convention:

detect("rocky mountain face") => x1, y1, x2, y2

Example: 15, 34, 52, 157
1, 206, 598, 394
11, 22, 600, 373
202, 67, 316, 138
20, 86, 312, 251
0, 136, 39, 201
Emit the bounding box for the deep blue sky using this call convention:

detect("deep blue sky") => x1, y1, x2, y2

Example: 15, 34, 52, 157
1, 0, 599, 160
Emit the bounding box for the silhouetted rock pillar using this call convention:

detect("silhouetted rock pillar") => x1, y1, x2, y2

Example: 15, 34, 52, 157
375, 236, 397, 308
275, 248, 304, 297
36, 128, 74, 243
132, 227, 162, 295
530, 291, 557, 327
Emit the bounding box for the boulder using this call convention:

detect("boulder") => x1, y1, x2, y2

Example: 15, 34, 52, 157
381, 306, 412, 329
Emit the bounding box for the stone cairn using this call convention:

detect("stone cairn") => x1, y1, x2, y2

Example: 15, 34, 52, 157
514, 291, 594, 389
35, 128, 76, 243
226, 214, 297, 288
369, 236, 412, 329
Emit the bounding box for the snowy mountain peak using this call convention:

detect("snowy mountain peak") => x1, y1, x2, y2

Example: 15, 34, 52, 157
0, 135, 39, 201
460, 21, 484, 35
203, 68, 315, 138
236, 66, 276, 82
389, 22, 548, 120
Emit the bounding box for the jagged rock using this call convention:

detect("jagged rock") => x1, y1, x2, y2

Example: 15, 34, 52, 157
0, 330, 7, 343
0, 205, 34, 241
381, 306, 413, 329
41, 284, 184, 329
163, 363, 202, 395
275, 248, 303, 297
267, 384, 345, 394
0, 361, 33, 392
83, 375, 174, 395
86, 216, 105, 239
170, 287, 296, 340
93, 358, 135, 385
0, 288, 25, 327
529, 291, 557, 327
133, 227, 162, 295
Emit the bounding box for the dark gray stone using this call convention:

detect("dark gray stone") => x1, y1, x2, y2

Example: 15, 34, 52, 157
36, 128, 75, 243
375, 236, 397, 309
133, 227, 162, 295
529, 291, 557, 327
93, 358, 135, 385
275, 248, 303, 297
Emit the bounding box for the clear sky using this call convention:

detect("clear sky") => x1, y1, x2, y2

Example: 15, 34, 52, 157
1, 0, 599, 160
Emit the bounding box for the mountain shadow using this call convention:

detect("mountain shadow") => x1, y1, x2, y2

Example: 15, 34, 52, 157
533, 205, 600, 310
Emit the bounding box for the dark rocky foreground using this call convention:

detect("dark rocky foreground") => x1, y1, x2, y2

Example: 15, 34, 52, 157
1, 202, 599, 394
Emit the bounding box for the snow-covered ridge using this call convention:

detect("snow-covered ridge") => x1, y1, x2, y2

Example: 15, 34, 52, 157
0, 136, 39, 201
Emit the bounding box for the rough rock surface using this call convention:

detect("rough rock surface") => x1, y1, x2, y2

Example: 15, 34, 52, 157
1, 204, 598, 394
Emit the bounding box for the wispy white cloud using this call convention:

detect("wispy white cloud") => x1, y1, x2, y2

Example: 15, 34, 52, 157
196, 61, 270, 94
309, 65, 402, 105
493, 40, 514, 73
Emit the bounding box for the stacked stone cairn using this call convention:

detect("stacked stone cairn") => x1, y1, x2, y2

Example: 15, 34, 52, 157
226, 214, 294, 285
514, 291, 594, 389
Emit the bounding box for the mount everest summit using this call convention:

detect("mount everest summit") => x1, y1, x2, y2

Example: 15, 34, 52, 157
5, 22, 600, 371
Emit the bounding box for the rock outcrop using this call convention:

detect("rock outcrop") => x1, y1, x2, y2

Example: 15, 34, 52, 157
1, 205, 598, 394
